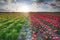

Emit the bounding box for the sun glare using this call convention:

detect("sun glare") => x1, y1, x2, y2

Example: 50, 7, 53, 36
16, 4, 31, 12
20, 5, 30, 12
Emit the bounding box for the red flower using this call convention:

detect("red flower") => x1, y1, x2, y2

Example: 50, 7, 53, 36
43, 32, 47, 34
52, 37, 60, 40
45, 36, 48, 39
53, 30, 58, 32
32, 37, 35, 40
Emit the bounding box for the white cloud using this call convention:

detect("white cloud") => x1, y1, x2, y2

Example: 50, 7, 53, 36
0, 1, 60, 12
0, 0, 5, 3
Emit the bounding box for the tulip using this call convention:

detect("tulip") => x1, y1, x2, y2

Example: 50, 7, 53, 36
34, 27, 37, 30
32, 37, 36, 40
48, 28, 52, 31
51, 37, 56, 40
45, 36, 48, 39
53, 30, 58, 32
43, 32, 47, 34
55, 37, 60, 40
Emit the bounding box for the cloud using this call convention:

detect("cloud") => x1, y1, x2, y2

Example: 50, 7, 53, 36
34, 0, 60, 9
0, 0, 60, 12
0, 9, 9, 12
0, 0, 5, 3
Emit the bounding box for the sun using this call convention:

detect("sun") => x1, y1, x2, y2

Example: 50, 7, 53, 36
20, 5, 30, 12
16, 4, 31, 12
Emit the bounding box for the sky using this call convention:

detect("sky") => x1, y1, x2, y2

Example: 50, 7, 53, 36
0, 0, 60, 12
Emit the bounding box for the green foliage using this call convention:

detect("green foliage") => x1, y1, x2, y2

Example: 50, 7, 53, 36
0, 13, 27, 40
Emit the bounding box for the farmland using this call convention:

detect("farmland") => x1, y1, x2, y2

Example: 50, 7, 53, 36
0, 12, 60, 40
30, 12, 60, 40
0, 12, 31, 40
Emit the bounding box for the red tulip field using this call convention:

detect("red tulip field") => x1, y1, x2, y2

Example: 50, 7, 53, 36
0, 12, 60, 40
30, 13, 60, 40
